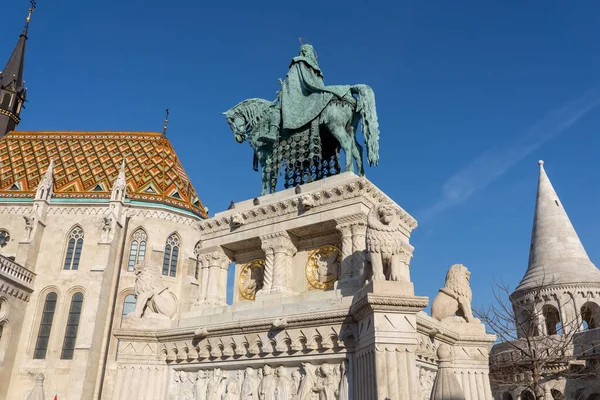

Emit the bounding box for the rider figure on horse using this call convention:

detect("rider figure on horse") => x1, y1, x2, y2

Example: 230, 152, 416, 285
264, 42, 347, 144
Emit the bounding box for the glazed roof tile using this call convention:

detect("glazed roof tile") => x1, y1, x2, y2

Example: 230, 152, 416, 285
0, 131, 207, 218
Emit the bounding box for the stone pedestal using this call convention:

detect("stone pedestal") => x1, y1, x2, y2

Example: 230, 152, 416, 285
106, 173, 495, 400
350, 281, 428, 399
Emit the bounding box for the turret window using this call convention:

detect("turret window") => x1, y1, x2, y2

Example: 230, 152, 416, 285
127, 229, 147, 272
162, 234, 180, 277
34, 292, 57, 359
581, 302, 600, 330
63, 227, 84, 270
1, 93, 12, 109
543, 305, 562, 335
60, 293, 84, 360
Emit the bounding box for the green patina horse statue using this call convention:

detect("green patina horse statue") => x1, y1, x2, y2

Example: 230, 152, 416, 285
223, 44, 380, 196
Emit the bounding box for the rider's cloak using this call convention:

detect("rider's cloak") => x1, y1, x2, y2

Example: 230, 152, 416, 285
280, 56, 349, 130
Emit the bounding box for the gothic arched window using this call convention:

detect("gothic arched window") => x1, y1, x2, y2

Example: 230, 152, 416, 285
34, 292, 58, 359
61, 292, 84, 359
63, 227, 84, 270
121, 294, 136, 326
162, 234, 180, 277
127, 229, 148, 272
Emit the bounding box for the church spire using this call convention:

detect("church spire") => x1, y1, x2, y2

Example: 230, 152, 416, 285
0, 1, 36, 138
514, 161, 600, 293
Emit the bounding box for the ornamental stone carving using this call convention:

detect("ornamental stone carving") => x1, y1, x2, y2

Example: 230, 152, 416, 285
306, 245, 341, 290
365, 202, 413, 283
431, 264, 479, 324
258, 232, 296, 296
238, 259, 265, 300
196, 251, 231, 306
169, 362, 347, 400
129, 259, 177, 320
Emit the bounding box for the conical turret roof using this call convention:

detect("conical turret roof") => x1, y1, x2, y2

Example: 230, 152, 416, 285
515, 161, 600, 293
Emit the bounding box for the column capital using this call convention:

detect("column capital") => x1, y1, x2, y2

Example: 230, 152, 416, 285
260, 231, 296, 255
335, 213, 367, 230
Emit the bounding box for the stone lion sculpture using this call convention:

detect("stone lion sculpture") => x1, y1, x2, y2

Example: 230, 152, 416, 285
431, 264, 479, 323
130, 259, 177, 319
365, 202, 410, 282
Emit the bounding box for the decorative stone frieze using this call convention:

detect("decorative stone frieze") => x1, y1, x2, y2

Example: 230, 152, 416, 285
169, 361, 348, 400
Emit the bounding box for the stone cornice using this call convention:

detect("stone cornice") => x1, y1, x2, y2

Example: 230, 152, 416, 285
0, 202, 200, 225
114, 308, 353, 342
511, 283, 600, 303
350, 293, 429, 320
196, 176, 417, 237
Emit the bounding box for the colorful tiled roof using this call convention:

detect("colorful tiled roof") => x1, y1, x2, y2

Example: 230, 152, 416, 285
0, 131, 207, 218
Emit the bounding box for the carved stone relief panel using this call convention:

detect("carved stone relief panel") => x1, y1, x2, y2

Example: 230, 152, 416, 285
170, 361, 349, 400
238, 259, 265, 301
416, 364, 436, 400
306, 245, 341, 290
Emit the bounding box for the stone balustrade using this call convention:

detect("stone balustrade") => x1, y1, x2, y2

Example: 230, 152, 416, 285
0, 254, 35, 296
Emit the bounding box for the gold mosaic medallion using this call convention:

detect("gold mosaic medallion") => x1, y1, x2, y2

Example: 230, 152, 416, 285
306, 245, 341, 290
238, 259, 265, 300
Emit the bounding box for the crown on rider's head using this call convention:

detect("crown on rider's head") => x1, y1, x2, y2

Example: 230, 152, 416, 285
298, 38, 318, 59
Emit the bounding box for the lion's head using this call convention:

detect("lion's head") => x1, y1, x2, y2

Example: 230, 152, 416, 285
444, 264, 472, 301
134, 259, 164, 295
377, 203, 396, 225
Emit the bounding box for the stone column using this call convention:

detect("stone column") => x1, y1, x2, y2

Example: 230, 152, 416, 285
196, 249, 231, 306
337, 223, 353, 284
336, 214, 367, 289
257, 231, 296, 297
350, 281, 428, 400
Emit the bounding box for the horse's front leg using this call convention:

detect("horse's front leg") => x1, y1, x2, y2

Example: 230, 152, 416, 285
260, 169, 269, 196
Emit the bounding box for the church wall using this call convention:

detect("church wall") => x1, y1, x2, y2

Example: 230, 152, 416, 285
0, 293, 29, 400
0, 204, 31, 259
1, 200, 203, 400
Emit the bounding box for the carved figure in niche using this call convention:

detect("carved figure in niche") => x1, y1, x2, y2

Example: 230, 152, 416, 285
222, 379, 239, 400
171, 371, 183, 400
196, 370, 209, 400
291, 371, 301, 398
130, 259, 177, 319
365, 202, 408, 282
297, 363, 318, 400
306, 245, 341, 290
275, 366, 291, 400
239, 259, 265, 301
102, 213, 113, 241
179, 372, 196, 400
23, 211, 35, 241
241, 367, 259, 399
431, 264, 479, 324
338, 361, 348, 400
207, 368, 227, 400
314, 364, 338, 400
258, 365, 277, 400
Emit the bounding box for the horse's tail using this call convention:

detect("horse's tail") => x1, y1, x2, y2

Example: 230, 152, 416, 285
351, 84, 380, 166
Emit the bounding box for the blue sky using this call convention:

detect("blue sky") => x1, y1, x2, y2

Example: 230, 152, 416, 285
3, 0, 600, 309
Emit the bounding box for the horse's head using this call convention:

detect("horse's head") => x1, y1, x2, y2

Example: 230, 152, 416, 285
222, 109, 247, 143
223, 98, 275, 147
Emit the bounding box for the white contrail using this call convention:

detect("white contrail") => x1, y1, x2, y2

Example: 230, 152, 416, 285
419, 88, 600, 223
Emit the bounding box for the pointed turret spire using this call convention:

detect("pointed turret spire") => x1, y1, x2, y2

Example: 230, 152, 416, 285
515, 161, 600, 292
35, 158, 53, 201
0, 1, 36, 137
